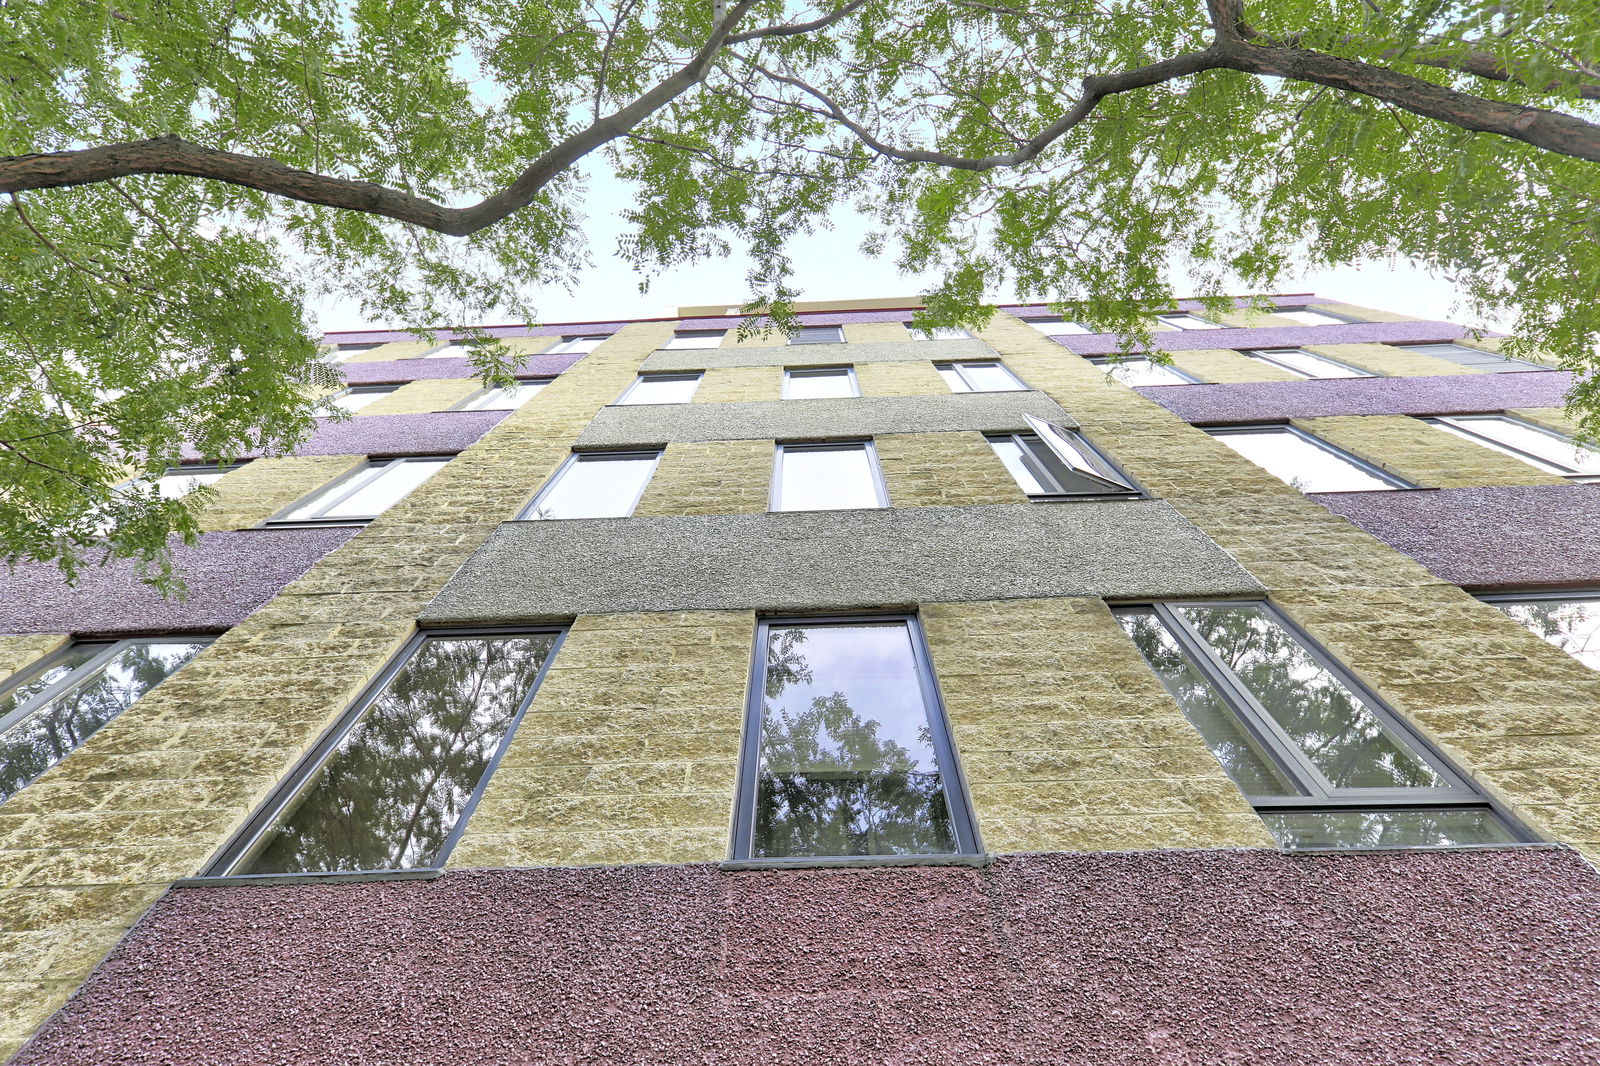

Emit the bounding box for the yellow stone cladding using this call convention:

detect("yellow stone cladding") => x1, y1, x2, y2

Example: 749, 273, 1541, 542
1296, 415, 1568, 488
1309, 342, 1478, 377
196, 455, 365, 532
0, 636, 68, 681
874, 432, 1027, 508
356, 378, 481, 415
842, 321, 910, 343
1164, 349, 1296, 384
634, 441, 775, 516
854, 360, 949, 397
695, 366, 782, 403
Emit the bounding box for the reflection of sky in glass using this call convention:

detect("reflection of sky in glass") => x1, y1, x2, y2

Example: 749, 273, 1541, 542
775, 446, 882, 511
1249, 349, 1367, 379
1436, 417, 1600, 476
957, 363, 1025, 392
990, 437, 1047, 494
1213, 430, 1396, 492
461, 382, 547, 410
528, 455, 656, 519
1499, 599, 1600, 669
1261, 808, 1515, 849
617, 375, 700, 405
155, 468, 229, 499
1099, 358, 1188, 386
0, 644, 105, 720
784, 370, 855, 399
324, 459, 446, 518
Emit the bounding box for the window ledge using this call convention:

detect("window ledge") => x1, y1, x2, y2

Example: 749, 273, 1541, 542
174, 867, 444, 888
720, 853, 991, 872
1276, 841, 1563, 857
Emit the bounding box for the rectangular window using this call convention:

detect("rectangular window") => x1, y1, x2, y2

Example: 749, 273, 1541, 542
153, 463, 244, 499
420, 343, 476, 360
1273, 307, 1360, 326
661, 330, 725, 350
1389, 343, 1542, 372
1028, 317, 1091, 335
1087, 357, 1198, 386
934, 361, 1027, 393
325, 342, 381, 364
1208, 425, 1409, 492
772, 442, 887, 511
987, 418, 1138, 497
546, 335, 610, 355
521, 451, 660, 519
1156, 313, 1222, 330
204, 630, 562, 876
615, 373, 702, 405
789, 325, 845, 345
1115, 602, 1525, 850
1244, 348, 1373, 379
1484, 592, 1600, 671
328, 385, 399, 413
911, 327, 972, 341
734, 616, 978, 861
783, 367, 858, 399
0, 639, 212, 803
454, 379, 551, 411
271, 456, 451, 524
1426, 415, 1600, 481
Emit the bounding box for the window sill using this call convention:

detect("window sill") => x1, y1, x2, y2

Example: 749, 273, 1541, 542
720, 853, 991, 872
1027, 492, 1145, 503
174, 867, 444, 888
1276, 840, 1561, 857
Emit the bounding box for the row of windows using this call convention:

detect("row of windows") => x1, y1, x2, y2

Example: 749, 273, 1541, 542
1033, 305, 1361, 335
10, 597, 1578, 873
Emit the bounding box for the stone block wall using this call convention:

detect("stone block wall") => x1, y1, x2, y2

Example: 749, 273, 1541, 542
196, 455, 364, 531
634, 441, 773, 516
1295, 415, 1568, 488
873, 432, 1027, 507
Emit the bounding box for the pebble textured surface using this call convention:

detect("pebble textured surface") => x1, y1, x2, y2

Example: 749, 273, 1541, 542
1312, 484, 1600, 589
14, 848, 1600, 1066
1052, 320, 1479, 356
640, 337, 998, 371
0, 528, 357, 635
340, 350, 588, 384
1137, 370, 1573, 423
184, 410, 508, 461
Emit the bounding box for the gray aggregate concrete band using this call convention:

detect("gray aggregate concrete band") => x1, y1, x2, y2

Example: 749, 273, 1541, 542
1311, 484, 1600, 590
182, 410, 508, 462
1141, 371, 1573, 424
639, 338, 998, 372
420, 501, 1263, 620
1057, 320, 1483, 356
575, 391, 1074, 448
0, 528, 358, 635
341, 351, 586, 385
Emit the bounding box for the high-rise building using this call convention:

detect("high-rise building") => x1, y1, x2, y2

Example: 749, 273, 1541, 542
2, 295, 1598, 1063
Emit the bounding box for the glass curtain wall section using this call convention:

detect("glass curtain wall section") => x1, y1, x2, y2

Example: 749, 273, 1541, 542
1208, 425, 1409, 492
1484, 593, 1600, 670
0, 639, 212, 802
734, 617, 978, 861
1115, 602, 1525, 849
271, 457, 452, 523
1426, 415, 1600, 481
208, 630, 563, 876
521, 451, 661, 519
1088, 357, 1198, 386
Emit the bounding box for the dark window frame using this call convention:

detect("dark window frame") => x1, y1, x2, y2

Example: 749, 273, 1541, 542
985, 424, 1142, 500
787, 325, 846, 345
263, 455, 454, 527
1241, 348, 1375, 379
1423, 414, 1600, 483
1206, 423, 1415, 491
769, 440, 890, 512
933, 360, 1029, 393
614, 372, 705, 406
782, 365, 860, 399
518, 448, 663, 520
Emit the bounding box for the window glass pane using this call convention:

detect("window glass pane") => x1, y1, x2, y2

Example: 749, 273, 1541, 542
1274, 309, 1350, 326
753, 621, 956, 858
1392, 343, 1540, 371
549, 335, 608, 354
236, 634, 557, 874
1094, 358, 1191, 386
155, 467, 231, 499
1116, 610, 1297, 797
912, 327, 970, 340
934, 365, 969, 393
775, 445, 883, 511
1176, 605, 1450, 790
330, 387, 395, 413
954, 362, 1025, 392
1211, 429, 1398, 492
526, 453, 657, 519
618, 374, 701, 405
1496, 598, 1600, 670
0, 645, 110, 722
1435, 416, 1600, 477
460, 381, 548, 411
1023, 417, 1134, 493
1259, 808, 1516, 850
318, 459, 448, 519
789, 326, 843, 345
988, 437, 1048, 495
662, 331, 723, 350
0, 641, 209, 802
1248, 349, 1368, 379
1158, 314, 1221, 330
1029, 317, 1090, 335
423, 343, 475, 359
784, 369, 855, 399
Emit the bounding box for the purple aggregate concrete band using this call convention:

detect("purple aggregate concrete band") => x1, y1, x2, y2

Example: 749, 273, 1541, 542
1140, 370, 1574, 424
15, 848, 1600, 1066
339, 350, 588, 385
1312, 484, 1600, 590
0, 528, 358, 636
674, 308, 936, 329
1054, 320, 1487, 356
322, 321, 630, 345
181, 410, 508, 462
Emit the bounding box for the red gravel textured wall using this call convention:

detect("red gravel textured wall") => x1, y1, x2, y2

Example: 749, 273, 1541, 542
15, 848, 1600, 1065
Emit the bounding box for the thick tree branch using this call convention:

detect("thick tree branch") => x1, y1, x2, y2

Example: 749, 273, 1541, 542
1402, 46, 1600, 101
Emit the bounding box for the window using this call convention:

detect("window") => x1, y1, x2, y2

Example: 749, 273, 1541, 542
325, 342, 381, 363
1426, 415, 1600, 481
987, 417, 1138, 497
454, 379, 551, 411
1028, 317, 1091, 335
521, 451, 660, 519
789, 325, 845, 345
152, 463, 244, 499
1208, 425, 1409, 492
203, 630, 562, 876
1088, 356, 1198, 386
1243, 349, 1373, 379
546, 335, 610, 355
327, 385, 399, 413
1116, 602, 1525, 850
733, 616, 978, 861
661, 330, 725, 350
271, 456, 451, 524
1156, 313, 1222, 330
1484, 593, 1600, 671
783, 367, 858, 399
911, 327, 972, 341
1389, 343, 1542, 372
0, 639, 211, 803
934, 361, 1027, 393
421, 342, 485, 360
771, 442, 887, 511
1273, 307, 1360, 326
615, 373, 702, 405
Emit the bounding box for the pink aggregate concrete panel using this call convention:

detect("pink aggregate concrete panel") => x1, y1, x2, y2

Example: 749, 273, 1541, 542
1139, 370, 1573, 423
339, 350, 588, 384
15, 848, 1600, 1065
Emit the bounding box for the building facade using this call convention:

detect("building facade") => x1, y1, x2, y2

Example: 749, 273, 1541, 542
2, 295, 1599, 1062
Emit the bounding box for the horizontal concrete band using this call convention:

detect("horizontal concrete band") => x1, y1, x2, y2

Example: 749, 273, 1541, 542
341, 351, 585, 385
1313, 484, 1600, 590
640, 338, 997, 372
183, 410, 509, 462
420, 502, 1263, 621
576, 392, 1074, 448
1058, 319, 1478, 356
1141, 371, 1574, 424
0, 528, 358, 636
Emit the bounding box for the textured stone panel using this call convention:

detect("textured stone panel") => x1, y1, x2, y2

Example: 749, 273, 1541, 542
13, 849, 1600, 1066
1139, 370, 1573, 423
340, 350, 586, 385
420, 502, 1264, 621
632, 441, 774, 517
641, 338, 998, 372
184, 410, 508, 462
576, 391, 1073, 447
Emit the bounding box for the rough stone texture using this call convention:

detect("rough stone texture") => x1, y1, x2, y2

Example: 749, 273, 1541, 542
1140, 370, 1573, 424
14, 849, 1600, 1066
449, 612, 750, 869
421, 502, 1264, 622
923, 599, 1272, 851
195, 455, 364, 531
842, 320, 910, 342
854, 360, 951, 396
576, 391, 1073, 447
1053, 319, 1483, 356
353, 378, 480, 415
1296, 415, 1568, 489
633, 440, 774, 517
0, 529, 359, 636
874, 432, 1028, 508
0, 636, 69, 682
185, 410, 508, 462
692, 366, 782, 404
340, 349, 586, 384
641, 338, 997, 372
1164, 348, 1294, 384
1312, 484, 1600, 590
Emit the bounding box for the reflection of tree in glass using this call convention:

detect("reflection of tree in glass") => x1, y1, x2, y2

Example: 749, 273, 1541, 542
763, 626, 812, 699
240, 635, 552, 875
0, 642, 206, 802
1262, 808, 1512, 849
1501, 600, 1600, 669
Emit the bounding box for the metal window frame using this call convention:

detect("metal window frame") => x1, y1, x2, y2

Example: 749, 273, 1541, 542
0, 636, 214, 739
787, 325, 846, 345
1476, 589, 1600, 669
1272, 306, 1364, 325
1424, 414, 1600, 482
781, 365, 859, 399
1156, 313, 1222, 330
415, 342, 478, 360
1242, 348, 1374, 379
546, 334, 611, 355
660, 329, 726, 351
449, 378, 555, 412
987, 422, 1142, 499
518, 448, 663, 520
263, 455, 454, 527
932, 361, 1029, 393
1388, 342, 1543, 372
154, 462, 248, 490
730, 613, 983, 863
198, 625, 568, 882
614, 372, 704, 406
1086, 356, 1202, 386
1206, 423, 1415, 490
769, 439, 890, 512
